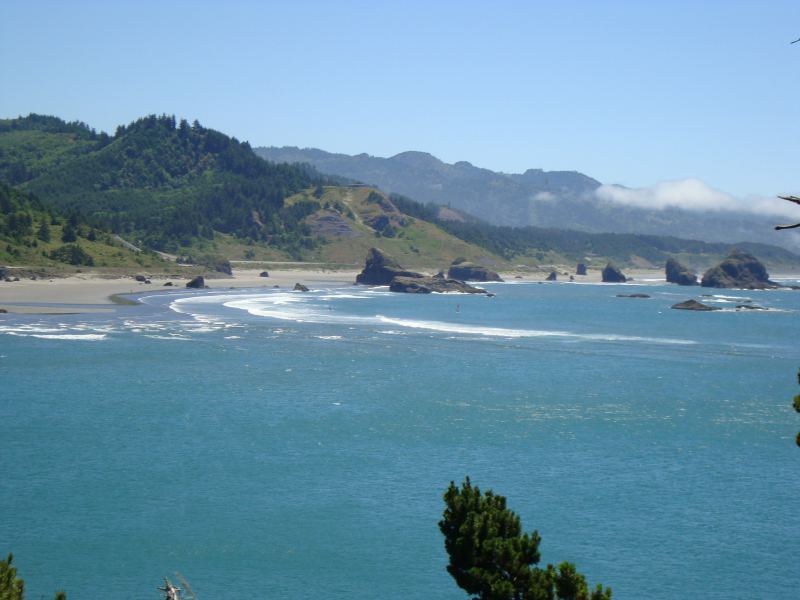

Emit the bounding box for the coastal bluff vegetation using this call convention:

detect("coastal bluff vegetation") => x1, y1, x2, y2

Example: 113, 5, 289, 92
1, 113, 799, 277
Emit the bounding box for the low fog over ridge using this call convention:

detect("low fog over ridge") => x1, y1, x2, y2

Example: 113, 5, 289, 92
596, 178, 796, 219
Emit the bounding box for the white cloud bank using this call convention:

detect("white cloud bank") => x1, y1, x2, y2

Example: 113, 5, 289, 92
595, 178, 799, 220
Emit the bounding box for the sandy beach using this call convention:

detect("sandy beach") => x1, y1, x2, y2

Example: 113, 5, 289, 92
0, 265, 673, 314
0, 268, 362, 314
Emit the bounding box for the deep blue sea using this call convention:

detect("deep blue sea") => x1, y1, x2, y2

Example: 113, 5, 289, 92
2, 280, 799, 599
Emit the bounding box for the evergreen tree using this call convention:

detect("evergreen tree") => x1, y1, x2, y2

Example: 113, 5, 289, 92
440, 478, 611, 600
61, 224, 77, 243
0, 553, 66, 600
0, 553, 24, 600
37, 220, 51, 242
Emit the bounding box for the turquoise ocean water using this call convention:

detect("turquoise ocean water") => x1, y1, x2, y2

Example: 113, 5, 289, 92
2, 280, 799, 599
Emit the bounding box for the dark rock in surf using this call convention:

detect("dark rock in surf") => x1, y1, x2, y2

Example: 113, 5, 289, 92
293, 283, 309, 292
186, 276, 206, 289
700, 250, 777, 289
665, 258, 698, 286
671, 299, 719, 311
389, 275, 487, 294
356, 247, 422, 285
447, 262, 503, 282
601, 262, 627, 283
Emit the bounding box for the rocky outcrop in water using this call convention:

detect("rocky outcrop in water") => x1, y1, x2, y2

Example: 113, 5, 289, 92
617, 293, 650, 299
665, 258, 698, 286
186, 276, 206, 289
389, 276, 486, 294
355, 247, 422, 285
601, 262, 627, 283
293, 283, 309, 292
671, 299, 719, 311
700, 250, 776, 289
447, 262, 503, 282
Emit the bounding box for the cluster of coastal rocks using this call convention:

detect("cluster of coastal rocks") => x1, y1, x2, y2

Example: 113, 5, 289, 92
667, 250, 782, 311
355, 248, 500, 294
662, 251, 777, 290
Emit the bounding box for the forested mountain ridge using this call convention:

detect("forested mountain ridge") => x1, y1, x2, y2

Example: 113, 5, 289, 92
1, 114, 325, 254
256, 146, 796, 252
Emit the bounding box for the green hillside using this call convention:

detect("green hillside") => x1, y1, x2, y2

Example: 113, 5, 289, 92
0, 183, 168, 270
1, 113, 798, 273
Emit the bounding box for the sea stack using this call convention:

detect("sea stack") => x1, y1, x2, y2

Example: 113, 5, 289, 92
446, 261, 503, 282
355, 247, 422, 285
665, 258, 698, 286
601, 262, 627, 283
700, 250, 776, 289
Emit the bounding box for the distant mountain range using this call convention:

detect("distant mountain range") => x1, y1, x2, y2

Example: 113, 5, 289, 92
256, 146, 798, 251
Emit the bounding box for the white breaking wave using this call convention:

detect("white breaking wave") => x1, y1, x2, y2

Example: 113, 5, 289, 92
23, 333, 106, 341
170, 287, 698, 346
375, 316, 696, 345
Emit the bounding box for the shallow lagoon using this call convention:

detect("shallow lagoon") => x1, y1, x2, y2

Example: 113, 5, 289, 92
2, 281, 799, 599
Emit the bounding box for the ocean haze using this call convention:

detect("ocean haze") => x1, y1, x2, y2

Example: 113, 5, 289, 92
256, 146, 800, 251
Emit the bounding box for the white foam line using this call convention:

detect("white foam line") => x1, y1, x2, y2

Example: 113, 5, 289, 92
375, 316, 696, 345
27, 333, 107, 341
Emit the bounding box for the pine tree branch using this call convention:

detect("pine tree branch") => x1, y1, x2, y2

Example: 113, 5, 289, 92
775, 195, 800, 230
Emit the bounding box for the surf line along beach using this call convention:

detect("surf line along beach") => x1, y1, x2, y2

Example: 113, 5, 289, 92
0, 266, 687, 314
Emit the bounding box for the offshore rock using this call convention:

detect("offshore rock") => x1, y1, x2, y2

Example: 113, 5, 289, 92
293, 283, 310, 292
186, 276, 205, 289
389, 275, 487, 294
700, 250, 776, 289
665, 258, 698, 286
447, 262, 503, 282
671, 299, 719, 311
617, 293, 650, 298
356, 247, 422, 285
601, 262, 627, 283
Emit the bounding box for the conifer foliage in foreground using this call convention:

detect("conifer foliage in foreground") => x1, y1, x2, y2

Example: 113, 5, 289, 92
440, 478, 611, 600
0, 553, 65, 600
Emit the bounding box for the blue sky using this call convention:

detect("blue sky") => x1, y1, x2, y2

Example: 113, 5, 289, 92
2, 0, 799, 202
